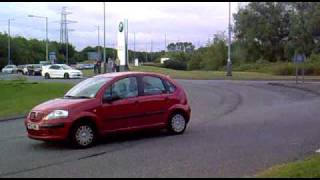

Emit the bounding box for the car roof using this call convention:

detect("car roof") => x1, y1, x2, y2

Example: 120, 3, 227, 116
93, 71, 169, 79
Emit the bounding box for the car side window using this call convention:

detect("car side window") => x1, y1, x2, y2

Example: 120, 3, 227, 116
49, 65, 58, 70
142, 76, 166, 95
164, 80, 176, 93
104, 77, 138, 100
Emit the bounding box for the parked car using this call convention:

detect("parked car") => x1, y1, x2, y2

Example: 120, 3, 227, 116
42, 64, 83, 79
25, 72, 191, 148
23, 64, 33, 75
76, 64, 85, 70
17, 65, 25, 74
84, 64, 94, 69
1, 64, 18, 74
28, 64, 42, 76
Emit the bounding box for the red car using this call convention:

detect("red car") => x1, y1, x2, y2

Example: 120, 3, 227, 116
25, 72, 191, 148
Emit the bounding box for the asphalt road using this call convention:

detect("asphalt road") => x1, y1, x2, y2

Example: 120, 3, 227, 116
1, 75, 320, 177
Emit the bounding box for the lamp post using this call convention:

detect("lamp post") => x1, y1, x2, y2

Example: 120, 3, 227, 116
28, 14, 48, 62
94, 25, 101, 61
103, 1, 106, 73
226, 2, 232, 76
8, 18, 14, 65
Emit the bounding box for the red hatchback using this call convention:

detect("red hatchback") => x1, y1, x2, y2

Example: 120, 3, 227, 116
25, 72, 191, 148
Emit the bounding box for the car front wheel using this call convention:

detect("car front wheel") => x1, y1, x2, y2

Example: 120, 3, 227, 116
168, 113, 187, 134
70, 123, 96, 148
64, 73, 69, 79
45, 73, 50, 79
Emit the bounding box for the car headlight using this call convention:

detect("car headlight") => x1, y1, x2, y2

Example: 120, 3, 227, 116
43, 110, 69, 120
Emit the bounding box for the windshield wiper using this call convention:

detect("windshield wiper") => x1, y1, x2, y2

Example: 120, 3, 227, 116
64, 95, 92, 99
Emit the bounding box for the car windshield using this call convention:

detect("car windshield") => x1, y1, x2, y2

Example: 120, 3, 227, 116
65, 77, 111, 98
5, 65, 14, 68
62, 65, 73, 70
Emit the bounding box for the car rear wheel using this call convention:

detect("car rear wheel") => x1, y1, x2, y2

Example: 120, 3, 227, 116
45, 73, 50, 79
70, 123, 96, 148
64, 73, 69, 79
168, 113, 187, 134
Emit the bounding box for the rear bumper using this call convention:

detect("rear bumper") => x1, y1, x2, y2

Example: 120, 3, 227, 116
69, 74, 83, 78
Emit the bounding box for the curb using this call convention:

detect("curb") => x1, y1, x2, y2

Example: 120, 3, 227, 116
268, 82, 320, 96
0, 115, 26, 122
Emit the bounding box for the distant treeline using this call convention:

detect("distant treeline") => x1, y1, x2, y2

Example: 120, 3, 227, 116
156, 2, 320, 71
0, 32, 164, 68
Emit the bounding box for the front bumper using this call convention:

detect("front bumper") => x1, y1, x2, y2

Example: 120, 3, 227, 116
25, 118, 72, 141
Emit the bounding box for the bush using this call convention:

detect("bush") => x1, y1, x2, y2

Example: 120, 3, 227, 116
141, 62, 164, 68
308, 53, 320, 63
272, 63, 296, 75
187, 53, 202, 70
163, 60, 187, 70
271, 62, 320, 76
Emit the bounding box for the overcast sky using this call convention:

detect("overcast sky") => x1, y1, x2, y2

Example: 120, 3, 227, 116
0, 2, 242, 51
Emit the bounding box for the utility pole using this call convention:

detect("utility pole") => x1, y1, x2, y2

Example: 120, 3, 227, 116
103, 2, 106, 73
8, 18, 14, 65
95, 25, 101, 61
226, 2, 232, 76
150, 40, 153, 61
59, 7, 77, 65
28, 15, 49, 62
145, 42, 148, 62
165, 33, 167, 52
133, 32, 136, 60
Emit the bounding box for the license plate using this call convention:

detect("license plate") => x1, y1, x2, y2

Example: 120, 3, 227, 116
27, 123, 39, 130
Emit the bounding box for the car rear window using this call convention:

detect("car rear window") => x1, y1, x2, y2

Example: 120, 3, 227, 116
142, 76, 166, 95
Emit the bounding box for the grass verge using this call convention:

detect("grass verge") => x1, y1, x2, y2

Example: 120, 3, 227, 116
256, 154, 320, 178
129, 65, 320, 80
0, 80, 73, 119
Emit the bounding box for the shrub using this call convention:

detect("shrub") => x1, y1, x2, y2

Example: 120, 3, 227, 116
163, 60, 187, 70
142, 62, 164, 68
187, 53, 202, 70
272, 63, 296, 75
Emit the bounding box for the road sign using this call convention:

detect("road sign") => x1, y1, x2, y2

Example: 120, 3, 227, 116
293, 54, 305, 64
49, 52, 56, 64
292, 53, 305, 84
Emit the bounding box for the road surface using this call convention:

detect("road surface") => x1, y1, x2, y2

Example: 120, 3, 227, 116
0, 78, 320, 177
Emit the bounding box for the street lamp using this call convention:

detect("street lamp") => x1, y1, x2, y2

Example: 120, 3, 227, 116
103, 1, 106, 73
28, 14, 48, 62
8, 18, 14, 65
94, 25, 101, 61
226, 2, 232, 76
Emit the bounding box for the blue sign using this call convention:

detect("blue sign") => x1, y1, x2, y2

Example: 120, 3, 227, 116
49, 52, 56, 64
293, 54, 305, 63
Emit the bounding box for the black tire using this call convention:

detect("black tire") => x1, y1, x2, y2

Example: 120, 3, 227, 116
69, 122, 97, 149
167, 112, 187, 135
64, 73, 69, 79
45, 73, 50, 79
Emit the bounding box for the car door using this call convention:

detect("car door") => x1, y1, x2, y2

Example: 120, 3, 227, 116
137, 75, 169, 127
99, 76, 141, 132
47, 65, 57, 78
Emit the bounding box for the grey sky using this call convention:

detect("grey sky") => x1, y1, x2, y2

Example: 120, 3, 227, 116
0, 2, 242, 51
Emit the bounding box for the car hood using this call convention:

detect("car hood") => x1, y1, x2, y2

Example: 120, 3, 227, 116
32, 98, 92, 112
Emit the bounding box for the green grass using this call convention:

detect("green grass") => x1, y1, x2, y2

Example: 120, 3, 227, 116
0, 80, 73, 119
129, 65, 320, 80
256, 154, 320, 178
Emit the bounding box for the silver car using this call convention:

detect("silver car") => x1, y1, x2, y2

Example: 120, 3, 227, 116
2, 65, 18, 74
